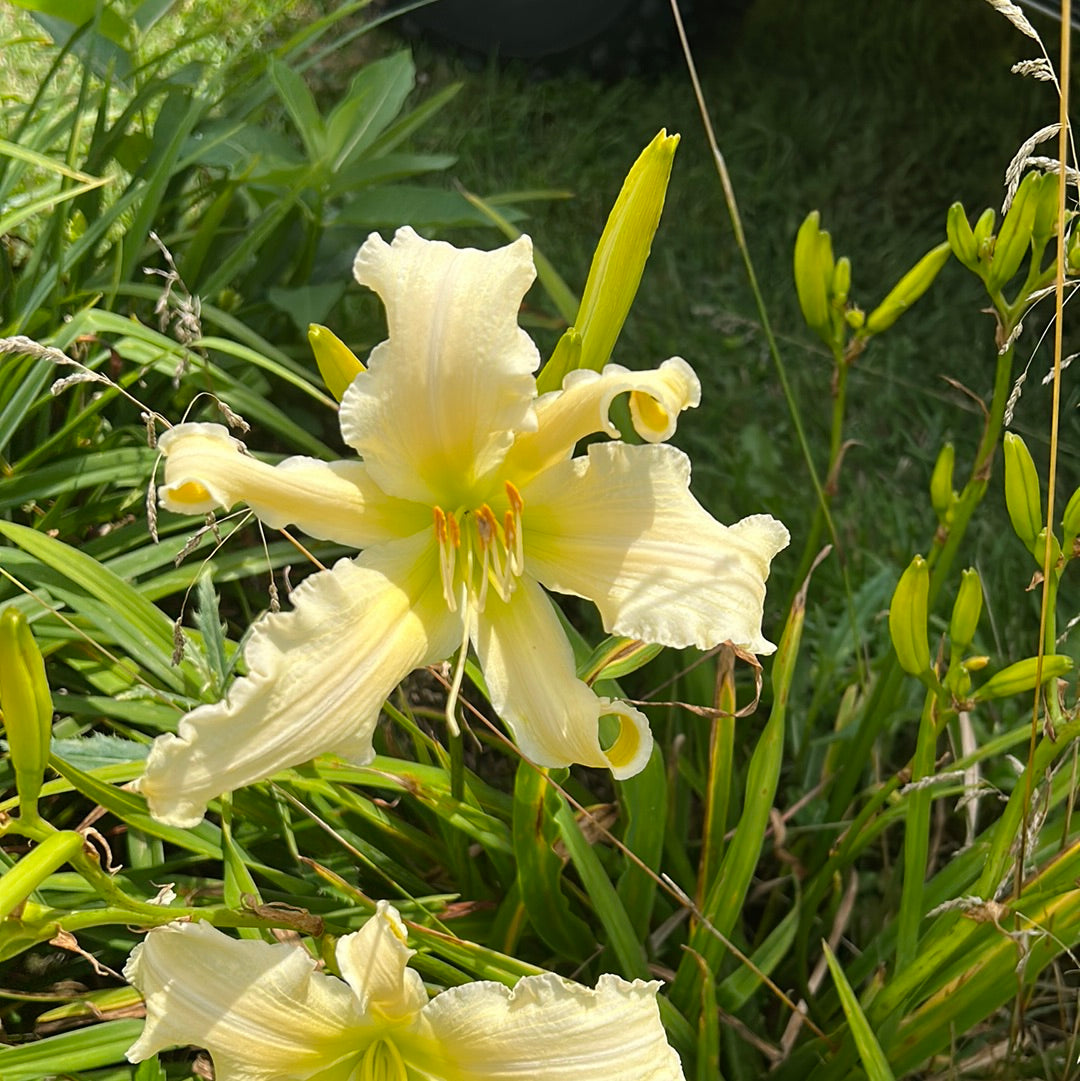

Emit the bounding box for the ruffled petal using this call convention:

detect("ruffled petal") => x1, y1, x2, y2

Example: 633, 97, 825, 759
408, 972, 685, 1081
336, 901, 428, 1023
503, 358, 700, 483
136, 535, 462, 827
158, 423, 427, 547
342, 227, 540, 507
471, 576, 652, 779
125, 920, 369, 1081
523, 442, 789, 653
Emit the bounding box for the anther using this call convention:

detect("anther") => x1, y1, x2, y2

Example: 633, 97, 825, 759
433, 506, 458, 611
504, 481, 525, 574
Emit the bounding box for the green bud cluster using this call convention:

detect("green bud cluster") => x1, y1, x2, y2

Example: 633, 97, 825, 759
794, 212, 951, 355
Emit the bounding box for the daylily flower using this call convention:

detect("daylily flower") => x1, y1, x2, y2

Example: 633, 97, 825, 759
125, 901, 687, 1080
137, 227, 788, 827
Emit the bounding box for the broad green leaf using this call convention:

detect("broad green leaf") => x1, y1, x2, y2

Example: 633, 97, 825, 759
824, 941, 896, 1081
268, 56, 326, 163
512, 763, 595, 959
0, 1018, 144, 1081
553, 796, 649, 978
325, 51, 415, 170
671, 584, 805, 1014
0, 522, 188, 692
615, 745, 666, 937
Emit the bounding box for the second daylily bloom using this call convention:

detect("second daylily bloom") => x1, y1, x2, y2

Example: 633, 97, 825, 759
125, 901, 687, 1080
138, 227, 788, 826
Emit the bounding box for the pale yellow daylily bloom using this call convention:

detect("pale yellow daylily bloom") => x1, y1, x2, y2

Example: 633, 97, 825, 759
125, 901, 686, 1080
137, 227, 788, 826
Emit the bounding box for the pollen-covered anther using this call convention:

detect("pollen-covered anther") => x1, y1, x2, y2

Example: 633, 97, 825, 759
433, 506, 459, 611
474, 504, 504, 607
504, 480, 525, 574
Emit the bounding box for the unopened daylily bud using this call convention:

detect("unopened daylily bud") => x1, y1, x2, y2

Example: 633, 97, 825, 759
0, 608, 52, 816
949, 568, 983, 653
1062, 485, 1080, 553
832, 256, 851, 306
1033, 527, 1063, 568
573, 129, 679, 376
794, 211, 835, 343
973, 207, 996, 260
1068, 228, 1080, 272
536, 326, 582, 396
972, 654, 1073, 702
1003, 432, 1043, 551
0, 830, 83, 920
865, 241, 951, 335
308, 324, 364, 402
889, 555, 931, 678
930, 442, 955, 524
1032, 171, 1060, 249
988, 171, 1039, 292
963, 655, 989, 672
845, 306, 865, 331
946, 202, 980, 273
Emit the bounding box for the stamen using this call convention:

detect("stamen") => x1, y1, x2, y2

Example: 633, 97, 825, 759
445, 581, 471, 738
433, 507, 458, 611
505, 480, 525, 574
475, 504, 505, 605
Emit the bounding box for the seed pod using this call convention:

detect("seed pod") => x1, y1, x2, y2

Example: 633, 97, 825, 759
865, 241, 952, 335
889, 555, 931, 678
308, 324, 364, 402
930, 442, 955, 524
949, 568, 983, 654
973, 654, 1073, 702
1003, 432, 1043, 552
0, 608, 53, 816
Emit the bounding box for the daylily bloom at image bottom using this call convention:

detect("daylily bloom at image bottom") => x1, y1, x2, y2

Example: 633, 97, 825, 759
137, 227, 789, 826
125, 901, 687, 1080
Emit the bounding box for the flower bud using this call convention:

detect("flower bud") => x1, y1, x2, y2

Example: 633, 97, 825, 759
972, 654, 1073, 702
536, 327, 582, 395
574, 129, 679, 376
832, 256, 852, 307
1062, 485, 1080, 554
949, 568, 983, 653
1033, 526, 1063, 568
0, 830, 84, 921
865, 241, 951, 335
988, 171, 1039, 292
1032, 171, 1060, 249
0, 608, 53, 816
794, 210, 835, 344
946, 202, 980, 273
973, 207, 996, 259
930, 442, 956, 524
1003, 432, 1042, 552
889, 555, 931, 678
308, 324, 364, 402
